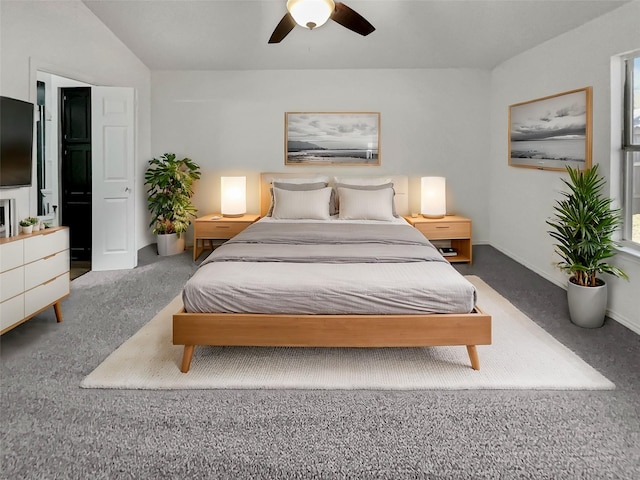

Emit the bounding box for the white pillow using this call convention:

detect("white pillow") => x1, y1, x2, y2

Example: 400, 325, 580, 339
266, 182, 328, 217
272, 187, 332, 219
334, 182, 397, 217
271, 176, 329, 185
337, 187, 395, 221
333, 176, 392, 186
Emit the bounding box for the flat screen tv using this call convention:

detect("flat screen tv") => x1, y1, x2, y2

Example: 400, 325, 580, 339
1, 96, 34, 188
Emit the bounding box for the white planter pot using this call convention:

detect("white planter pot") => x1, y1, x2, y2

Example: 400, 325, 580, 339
157, 233, 185, 256
567, 278, 607, 328
21, 225, 33, 234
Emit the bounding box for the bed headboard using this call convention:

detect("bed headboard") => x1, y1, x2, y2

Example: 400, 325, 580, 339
259, 172, 409, 218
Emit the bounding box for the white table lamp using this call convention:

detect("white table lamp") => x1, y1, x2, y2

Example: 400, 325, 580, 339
421, 176, 446, 218
221, 176, 246, 217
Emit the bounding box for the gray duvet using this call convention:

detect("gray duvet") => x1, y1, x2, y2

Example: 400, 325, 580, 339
182, 222, 477, 315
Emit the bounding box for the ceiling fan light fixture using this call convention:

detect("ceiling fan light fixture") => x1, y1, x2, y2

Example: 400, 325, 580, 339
287, 0, 335, 30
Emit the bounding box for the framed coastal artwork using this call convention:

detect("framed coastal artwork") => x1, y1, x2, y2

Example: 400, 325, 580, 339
508, 87, 592, 171
285, 112, 380, 166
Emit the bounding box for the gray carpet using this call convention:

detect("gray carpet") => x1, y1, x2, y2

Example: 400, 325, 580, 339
1, 245, 639, 479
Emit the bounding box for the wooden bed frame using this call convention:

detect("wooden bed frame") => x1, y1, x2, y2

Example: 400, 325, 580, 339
173, 173, 492, 373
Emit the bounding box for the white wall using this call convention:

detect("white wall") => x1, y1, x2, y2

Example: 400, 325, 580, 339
151, 68, 492, 246
490, 1, 640, 332
0, 0, 151, 252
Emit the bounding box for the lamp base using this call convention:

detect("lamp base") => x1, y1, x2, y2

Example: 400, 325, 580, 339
222, 213, 245, 218
422, 214, 445, 219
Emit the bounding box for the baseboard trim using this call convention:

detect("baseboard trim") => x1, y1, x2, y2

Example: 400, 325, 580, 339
606, 308, 640, 335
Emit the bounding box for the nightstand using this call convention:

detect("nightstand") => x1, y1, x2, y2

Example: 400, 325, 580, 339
193, 213, 260, 261
404, 215, 472, 264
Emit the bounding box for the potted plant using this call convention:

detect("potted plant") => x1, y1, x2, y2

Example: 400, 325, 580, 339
19, 218, 34, 234
144, 153, 201, 256
546, 164, 628, 328
29, 216, 41, 231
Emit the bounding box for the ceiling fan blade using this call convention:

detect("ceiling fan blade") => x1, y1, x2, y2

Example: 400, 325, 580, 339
331, 2, 375, 36
269, 12, 296, 43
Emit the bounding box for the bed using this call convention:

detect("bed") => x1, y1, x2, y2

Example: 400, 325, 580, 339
173, 173, 491, 373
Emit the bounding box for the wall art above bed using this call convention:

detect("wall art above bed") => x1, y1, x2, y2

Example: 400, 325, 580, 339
285, 112, 380, 166
508, 87, 592, 172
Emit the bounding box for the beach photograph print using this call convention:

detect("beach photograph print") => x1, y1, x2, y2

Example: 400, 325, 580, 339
285, 112, 380, 166
509, 87, 592, 171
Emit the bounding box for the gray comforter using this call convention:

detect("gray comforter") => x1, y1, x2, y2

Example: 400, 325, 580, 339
183, 221, 476, 315
200, 222, 446, 265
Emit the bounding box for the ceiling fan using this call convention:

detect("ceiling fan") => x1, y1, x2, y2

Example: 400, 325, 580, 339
269, 0, 375, 44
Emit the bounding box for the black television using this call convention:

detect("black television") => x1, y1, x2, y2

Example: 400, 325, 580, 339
0, 96, 34, 188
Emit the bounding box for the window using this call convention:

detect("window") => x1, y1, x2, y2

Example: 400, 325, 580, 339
621, 53, 640, 248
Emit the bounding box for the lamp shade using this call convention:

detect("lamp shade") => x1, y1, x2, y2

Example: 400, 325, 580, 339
287, 0, 335, 29
421, 177, 446, 218
221, 176, 246, 217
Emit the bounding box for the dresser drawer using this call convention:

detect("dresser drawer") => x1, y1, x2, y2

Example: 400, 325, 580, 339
196, 222, 250, 239
24, 250, 70, 291
24, 272, 70, 318
0, 266, 24, 302
0, 240, 24, 273
416, 222, 471, 240
24, 228, 69, 263
0, 294, 25, 332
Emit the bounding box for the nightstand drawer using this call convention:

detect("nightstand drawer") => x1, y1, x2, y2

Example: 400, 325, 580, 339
415, 222, 471, 240
193, 214, 260, 261
196, 222, 250, 239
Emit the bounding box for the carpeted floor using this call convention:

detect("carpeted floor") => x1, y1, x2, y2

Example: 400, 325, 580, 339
1, 245, 639, 479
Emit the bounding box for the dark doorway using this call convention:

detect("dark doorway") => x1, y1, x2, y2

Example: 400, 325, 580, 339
61, 87, 92, 263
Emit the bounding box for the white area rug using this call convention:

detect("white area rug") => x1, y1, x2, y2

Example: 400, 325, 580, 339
81, 276, 615, 390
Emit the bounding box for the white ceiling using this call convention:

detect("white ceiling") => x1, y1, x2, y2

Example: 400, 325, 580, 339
82, 0, 629, 71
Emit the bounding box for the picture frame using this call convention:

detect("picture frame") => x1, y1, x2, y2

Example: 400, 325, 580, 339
285, 112, 380, 166
508, 87, 592, 171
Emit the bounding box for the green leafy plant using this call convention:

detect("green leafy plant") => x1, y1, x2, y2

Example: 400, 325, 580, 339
546, 164, 628, 287
144, 153, 201, 237
19, 218, 33, 227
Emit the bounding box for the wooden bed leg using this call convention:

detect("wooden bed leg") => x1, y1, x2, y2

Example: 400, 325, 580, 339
180, 345, 195, 373
466, 345, 480, 371
53, 302, 63, 323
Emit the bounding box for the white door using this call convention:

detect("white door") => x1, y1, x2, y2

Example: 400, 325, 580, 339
91, 87, 136, 271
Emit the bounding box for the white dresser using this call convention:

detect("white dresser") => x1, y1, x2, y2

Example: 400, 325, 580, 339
0, 226, 70, 334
